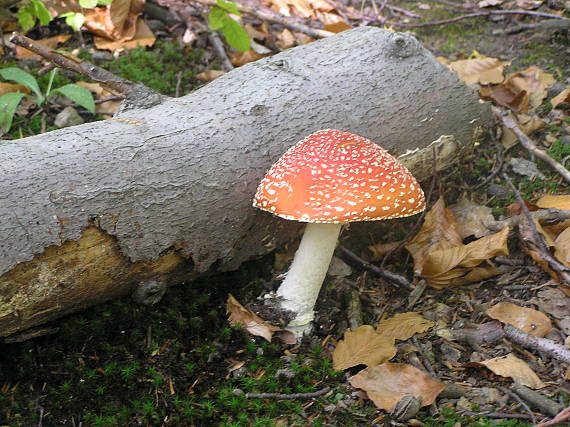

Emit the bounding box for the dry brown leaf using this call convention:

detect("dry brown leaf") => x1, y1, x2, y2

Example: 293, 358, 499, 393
501, 113, 545, 148
245, 23, 270, 40
551, 88, 570, 109
94, 18, 155, 51
322, 21, 352, 33
348, 363, 445, 411
230, 50, 265, 67
504, 66, 555, 110
193, 70, 226, 82
486, 302, 552, 337
0, 83, 30, 96
448, 199, 494, 238
332, 325, 396, 371
275, 28, 297, 50
407, 197, 509, 288
448, 57, 508, 85
406, 196, 463, 274
536, 194, 570, 210
15, 34, 72, 60
225, 360, 245, 379
437, 57, 451, 66
377, 312, 434, 340
506, 200, 540, 217
554, 227, 570, 269
75, 82, 121, 116
44, 0, 81, 16
269, 0, 292, 16
368, 241, 401, 262
226, 294, 281, 341
288, 0, 313, 17
310, 0, 335, 12
475, 353, 546, 389
479, 84, 528, 112
83, 0, 145, 41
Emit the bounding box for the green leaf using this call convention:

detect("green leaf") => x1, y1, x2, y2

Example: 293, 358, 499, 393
55, 84, 95, 113
220, 18, 250, 52
63, 12, 86, 31
79, 0, 98, 8
207, 7, 227, 31
97, 0, 113, 5
0, 68, 43, 103
17, 6, 36, 32
0, 92, 26, 133
215, 0, 240, 16
31, 0, 53, 25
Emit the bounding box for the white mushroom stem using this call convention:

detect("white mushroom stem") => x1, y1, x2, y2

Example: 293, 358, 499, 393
277, 222, 342, 337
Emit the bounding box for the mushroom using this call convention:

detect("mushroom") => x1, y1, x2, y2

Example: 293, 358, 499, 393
253, 130, 426, 337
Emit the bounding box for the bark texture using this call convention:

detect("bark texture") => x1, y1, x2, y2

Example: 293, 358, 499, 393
0, 27, 491, 338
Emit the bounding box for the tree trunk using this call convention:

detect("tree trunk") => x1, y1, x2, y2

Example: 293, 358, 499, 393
0, 27, 490, 338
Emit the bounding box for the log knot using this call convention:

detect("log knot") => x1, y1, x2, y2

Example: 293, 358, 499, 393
388, 33, 421, 59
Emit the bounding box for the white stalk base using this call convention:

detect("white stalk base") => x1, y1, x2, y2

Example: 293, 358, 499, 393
277, 223, 342, 337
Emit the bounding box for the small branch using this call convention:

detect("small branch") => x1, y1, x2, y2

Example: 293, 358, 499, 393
498, 386, 537, 425
484, 209, 570, 232
9, 33, 137, 95
337, 246, 413, 290
501, 172, 570, 286
207, 30, 235, 72
512, 384, 564, 419
460, 411, 533, 420
504, 325, 570, 365
536, 406, 570, 427
195, 0, 334, 39
233, 386, 331, 399
496, 109, 570, 184
384, 10, 569, 28
499, 19, 570, 35
346, 287, 363, 330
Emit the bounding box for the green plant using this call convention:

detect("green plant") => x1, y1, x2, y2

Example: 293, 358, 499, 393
208, 0, 250, 51
17, 0, 52, 32
59, 0, 112, 31
0, 67, 95, 133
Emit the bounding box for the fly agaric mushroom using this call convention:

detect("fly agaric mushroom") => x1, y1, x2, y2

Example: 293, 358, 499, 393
253, 129, 426, 336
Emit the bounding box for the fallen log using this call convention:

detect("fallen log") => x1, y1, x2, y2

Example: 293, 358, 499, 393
0, 27, 491, 338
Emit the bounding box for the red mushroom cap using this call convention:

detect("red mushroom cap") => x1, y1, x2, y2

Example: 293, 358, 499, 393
253, 129, 426, 223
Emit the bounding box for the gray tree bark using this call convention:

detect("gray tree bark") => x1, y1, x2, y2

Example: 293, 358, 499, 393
0, 27, 491, 338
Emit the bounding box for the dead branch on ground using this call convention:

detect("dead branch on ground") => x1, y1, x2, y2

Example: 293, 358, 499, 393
495, 108, 570, 184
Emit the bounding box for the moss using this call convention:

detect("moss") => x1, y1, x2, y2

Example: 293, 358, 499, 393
108, 41, 203, 96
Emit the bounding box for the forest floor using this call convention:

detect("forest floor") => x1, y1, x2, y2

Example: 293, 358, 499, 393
1, 0, 570, 426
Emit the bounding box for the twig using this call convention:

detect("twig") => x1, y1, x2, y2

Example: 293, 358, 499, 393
484, 209, 570, 232
337, 246, 413, 290
207, 31, 235, 72
233, 386, 331, 399
346, 287, 363, 330
175, 71, 183, 97
384, 10, 569, 28
535, 406, 570, 427
460, 411, 533, 420
504, 325, 570, 365
500, 19, 570, 35
496, 108, 570, 184
195, 0, 334, 39
512, 384, 564, 419
499, 386, 537, 425
9, 33, 138, 95
501, 173, 570, 286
